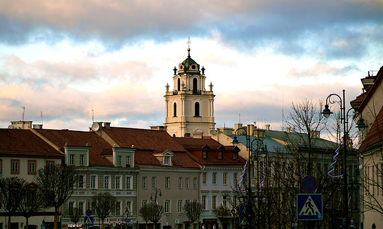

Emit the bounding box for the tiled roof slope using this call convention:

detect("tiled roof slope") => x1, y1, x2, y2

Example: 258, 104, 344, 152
101, 127, 201, 169
0, 129, 62, 157
174, 137, 246, 167
359, 107, 383, 152
102, 127, 186, 152
35, 129, 112, 166
357, 65, 383, 112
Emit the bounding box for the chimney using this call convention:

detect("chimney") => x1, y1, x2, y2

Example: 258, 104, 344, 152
286, 127, 290, 133
103, 122, 111, 128
265, 124, 270, 131
184, 133, 191, 137
33, 124, 43, 129
234, 123, 243, 132
247, 124, 255, 136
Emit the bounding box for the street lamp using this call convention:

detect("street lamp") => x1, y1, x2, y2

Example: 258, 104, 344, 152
322, 89, 367, 229
232, 126, 267, 229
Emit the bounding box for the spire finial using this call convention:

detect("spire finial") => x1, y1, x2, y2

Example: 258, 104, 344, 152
187, 36, 191, 57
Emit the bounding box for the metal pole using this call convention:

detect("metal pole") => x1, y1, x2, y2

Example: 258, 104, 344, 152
342, 89, 349, 229
247, 133, 253, 229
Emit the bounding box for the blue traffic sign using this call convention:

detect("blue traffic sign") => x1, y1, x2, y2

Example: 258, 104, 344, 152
297, 194, 323, 220
84, 216, 94, 226
302, 175, 318, 193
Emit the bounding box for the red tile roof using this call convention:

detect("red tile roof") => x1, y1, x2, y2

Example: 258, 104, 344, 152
0, 129, 62, 157
102, 127, 186, 152
174, 137, 246, 167
100, 127, 201, 169
35, 129, 113, 166
359, 107, 383, 152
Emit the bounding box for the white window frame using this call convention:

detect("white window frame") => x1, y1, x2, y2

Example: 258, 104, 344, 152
193, 177, 197, 189
177, 200, 182, 214
80, 154, 85, 166
202, 196, 207, 210
223, 172, 227, 185
152, 177, 157, 189
104, 175, 110, 189
212, 172, 217, 185
78, 175, 85, 189
69, 154, 75, 165
202, 172, 207, 184
91, 175, 98, 189
178, 177, 183, 189
142, 176, 147, 189
165, 177, 170, 189
126, 175, 133, 189
165, 200, 171, 213
115, 201, 121, 216
115, 175, 122, 189
185, 177, 190, 189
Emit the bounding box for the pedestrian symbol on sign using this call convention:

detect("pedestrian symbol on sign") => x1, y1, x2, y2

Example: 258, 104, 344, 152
299, 196, 320, 216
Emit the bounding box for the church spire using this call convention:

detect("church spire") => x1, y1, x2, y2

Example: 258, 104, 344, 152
187, 36, 191, 58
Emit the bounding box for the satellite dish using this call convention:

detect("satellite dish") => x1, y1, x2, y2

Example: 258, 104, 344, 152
91, 122, 100, 132
210, 130, 217, 135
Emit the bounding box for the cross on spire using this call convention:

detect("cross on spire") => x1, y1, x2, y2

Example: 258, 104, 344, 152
187, 36, 191, 57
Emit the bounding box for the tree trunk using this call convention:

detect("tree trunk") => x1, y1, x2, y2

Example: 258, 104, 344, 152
7, 215, 11, 229
54, 207, 58, 229
101, 219, 105, 229
26, 216, 29, 229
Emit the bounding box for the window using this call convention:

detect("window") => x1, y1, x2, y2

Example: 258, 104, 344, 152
142, 176, 147, 189
165, 177, 170, 189
212, 172, 217, 185
152, 177, 157, 189
212, 196, 217, 210
203, 151, 207, 159
28, 160, 37, 174
164, 156, 170, 165
126, 176, 133, 189
202, 196, 207, 210
126, 156, 131, 167
69, 202, 74, 215
185, 177, 190, 189
116, 155, 122, 166
177, 78, 181, 91
233, 173, 238, 186
116, 176, 121, 189
11, 159, 19, 174
142, 200, 147, 207
218, 152, 222, 160
115, 201, 121, 216
78, 175, 85, 189
80, 155, 85, 166
177, 200, 182, 214
202, 172, 207, 184
78, 201, 84, 215
165, 200, 170, 213
233, 153, 238, 160
173, 103, 177, 117
91, 175, 97, 189
104, 176, 110, 189
193, 177, 197, 189
223, 173, 227, 185
194, 102, 200, 117
223, 195, 227, 206
46, 161, 55, 173
126, 201, 132, 214
69, 154, 75, 165
178, 177, 183, 189
193, 78, 198, 93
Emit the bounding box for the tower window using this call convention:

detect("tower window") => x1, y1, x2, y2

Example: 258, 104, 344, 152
195, 102, 200, 117
193, 78, 198, 93
177, 78, 181, 91
173, 103, 177, 117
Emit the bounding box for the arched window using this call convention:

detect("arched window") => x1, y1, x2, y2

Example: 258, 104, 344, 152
173, 103, 177, 117
193, 78, 198, 93
195, 102, 200, 117
177, 78, 181, 91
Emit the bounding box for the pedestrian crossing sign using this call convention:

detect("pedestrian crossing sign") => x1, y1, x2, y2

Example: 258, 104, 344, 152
297, 194, 323, 220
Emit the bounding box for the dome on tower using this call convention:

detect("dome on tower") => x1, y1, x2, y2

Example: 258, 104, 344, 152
179, 48, 200, 73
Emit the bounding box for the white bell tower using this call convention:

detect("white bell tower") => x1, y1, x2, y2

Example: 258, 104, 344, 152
164, 46, 216, 137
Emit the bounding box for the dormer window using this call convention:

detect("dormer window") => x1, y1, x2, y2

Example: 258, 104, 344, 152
233, 152, 238, 160
218, 152, 223, 160
161, 151, 174, 166
164, 156, 170, 165
203, 151, 208, 159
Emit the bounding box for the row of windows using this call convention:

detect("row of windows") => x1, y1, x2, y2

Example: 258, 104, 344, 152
142, 176, 198, 190
78, 174, 134, 190
176, 77, 199, 92
202, 172, 237, 186
0, 159, 55, 175
201, 195, 234, 211
69, 154, 86, 166
68, 200, 132, 216
173, 102, 200, 117
141, 199, 197, 214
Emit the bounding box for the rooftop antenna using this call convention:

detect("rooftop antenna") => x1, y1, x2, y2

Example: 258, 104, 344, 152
41, 111, 43, 125
239, 113, 241, 123
92, 106, 95, 122
21, 106, 25, 121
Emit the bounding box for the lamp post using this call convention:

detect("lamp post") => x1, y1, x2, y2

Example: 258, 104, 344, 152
322, 89, 367, 229
232, 126, 266, 229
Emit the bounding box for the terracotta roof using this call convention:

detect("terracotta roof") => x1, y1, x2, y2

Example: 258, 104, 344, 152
102, 127, 186, 152
350, 91, 367, 109
174, 137, 246, 167
358, 65, 383, 112
359, 107, 383, 152
35, 129, 113, 166
0, 129, 62, 157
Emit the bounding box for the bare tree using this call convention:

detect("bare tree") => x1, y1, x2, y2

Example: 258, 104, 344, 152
92, 192, 116, 229
183, 201, 203, 229
213, 205, 231, 229
68, 207, 81, 229
19, 183, 45, 229
35, 164, 79, 229
0, 177, 26, 229
149, 203, 164, 229
139, 204, 152, 229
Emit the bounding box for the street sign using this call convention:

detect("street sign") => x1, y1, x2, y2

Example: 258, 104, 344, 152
86, 209, 92, 216
302, 175, 318, 193
297, 194, 323, 220
239, 205, 248, 226
41, 224, 46, 229
84, 216, 94, 226
291, 222, 298, 228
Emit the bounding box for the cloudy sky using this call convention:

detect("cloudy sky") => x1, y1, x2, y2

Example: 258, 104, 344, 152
0, 0, 382, 131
